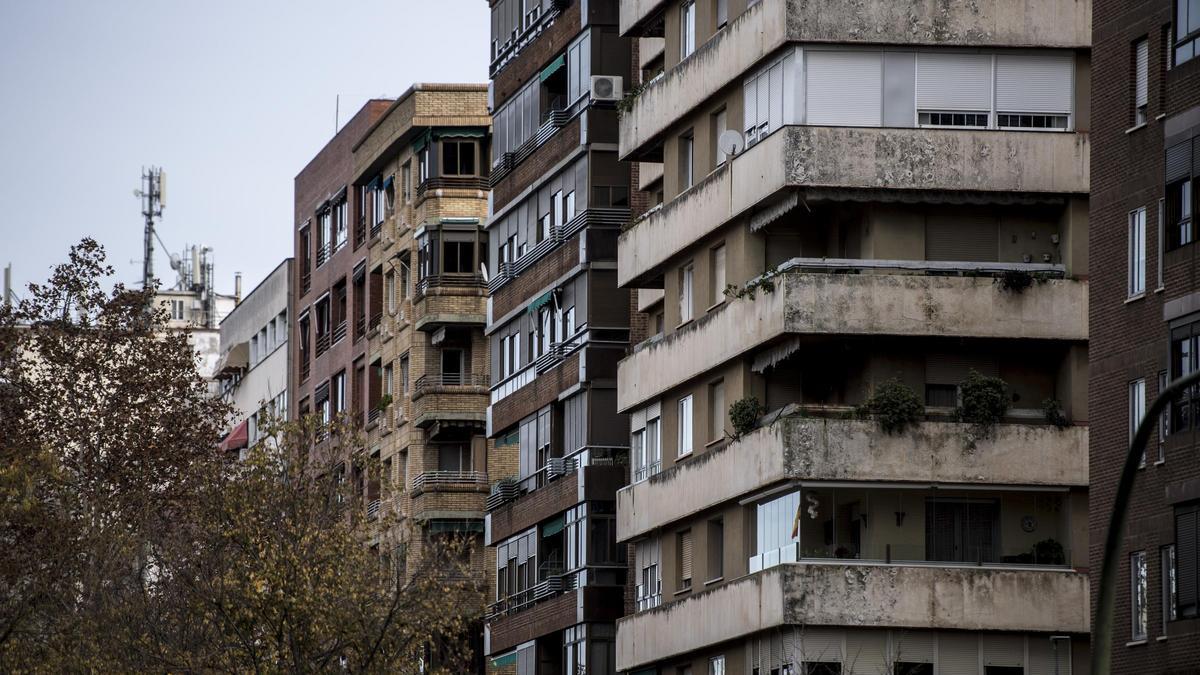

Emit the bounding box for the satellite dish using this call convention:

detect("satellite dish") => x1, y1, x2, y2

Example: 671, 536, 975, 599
718, 129, 745, 158
480, 262, 490, 283
169, 253, 182, 271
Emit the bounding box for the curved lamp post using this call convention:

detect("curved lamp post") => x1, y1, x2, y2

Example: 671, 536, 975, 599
1093, 368, 1200, 674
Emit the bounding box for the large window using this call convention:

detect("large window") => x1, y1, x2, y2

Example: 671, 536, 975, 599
1129, 207, 1146, 297
1177, 0, 1200, 65
1131, 550, 1149, 641
743, 52, 792, 145
441, 140, 478, 177
636, 538, 662, 610
567, 32, 592, 105
680, 0, 696, 60
631, 403, 662, 483
753, 490, 800, 571
676, 529, 693, 590
493, 79, 540, 164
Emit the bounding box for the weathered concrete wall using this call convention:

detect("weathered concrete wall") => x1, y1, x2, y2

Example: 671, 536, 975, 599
615, 563, 1090, 670
785, 0, 1091, 49
637, 160, 663, 191
617, 416, 1089, 541
617, 273, 1088, 411
619, 126, 1090, 287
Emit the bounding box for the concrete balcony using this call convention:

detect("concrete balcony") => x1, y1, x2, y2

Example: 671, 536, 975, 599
619, 0, 1090, 155
618, 415, 1088, 541
619, 125, 1090, 287
412, 281, 487, 332
410, 374, 489, 429
410, 472, 488, 521
615, 563, 1089, 671
618, 271, 1088, 411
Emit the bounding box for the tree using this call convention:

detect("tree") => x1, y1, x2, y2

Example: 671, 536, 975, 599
0, 240, 483, 673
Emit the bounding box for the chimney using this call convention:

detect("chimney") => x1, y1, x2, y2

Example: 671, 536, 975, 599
235, 272, 242, 304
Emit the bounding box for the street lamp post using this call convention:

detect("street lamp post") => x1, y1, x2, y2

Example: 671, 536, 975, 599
1093, 368, 1200, 674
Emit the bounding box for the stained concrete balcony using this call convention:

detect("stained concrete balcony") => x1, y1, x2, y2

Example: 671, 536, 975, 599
619, 125, 1090, 287
619, 0, 1090, 156
617, 271, 1088, 411
614, 563, 1089, 671
617, 415, 1088, 541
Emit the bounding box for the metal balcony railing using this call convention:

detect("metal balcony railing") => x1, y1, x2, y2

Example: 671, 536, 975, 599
300, 353, 311, 382
355, 216, 366, 247
367, 498, 381, 520
411, 471, 487, 492
315, 332, 331, 356
354, 315, 366, 341
331, 321, 347, 345
368, 310, 383, 331
487, 208, 630, 292
486, 567, 566, 619
300, 270, 311, 295
415, 176, 489, 199
413, 373, 489, 397
415, 273, 487, 300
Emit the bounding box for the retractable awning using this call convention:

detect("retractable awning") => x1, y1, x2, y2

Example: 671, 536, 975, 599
540, 54, 565, 81
526, 290, 554, 315
218, 419, 248, 453
541, 514, 565, 537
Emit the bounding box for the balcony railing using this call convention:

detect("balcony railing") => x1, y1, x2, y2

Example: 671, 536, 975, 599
415, 273, 487, 299
413, 373, 489, 397
370, 217, 383, 240
489, 107, 571, 187
355, 216, 366, 248
415, 176, 489, 199
331, 320, 347, 345
354, 315, 366, 341
300, 352, 311, 382
749, 540, 1073, 575
486, 445, 629, 511
411, 470, 488, 492
315, 243, 330, 267
489, 1, 561, 77
301, 270, 311, 296
367, 498, 381, 520
488, 208, 630, 292
486, 566, 566, 619
632, 460, 661, 483
315, 332, 331, 356
369, 310, 383, 332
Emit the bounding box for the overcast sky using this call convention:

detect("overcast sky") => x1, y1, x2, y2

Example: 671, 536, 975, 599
0, 1, 489, 300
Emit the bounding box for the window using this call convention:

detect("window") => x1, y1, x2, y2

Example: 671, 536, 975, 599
679, 131, 694, 190
920, 111, 989, 127
441, 349, 464, 381
401, 162, 412, 203
385, 271, 396, 314
1167, 178, 1194, 249
1130, 378, 1146, 466
1135, 38, 1149, 125
1177, 0, 1200, 65
443, 239, 474, 274
708, 379, 725, 441
373, 184, 385, 225
677, 394, 693, 457
438, 443, 472, 472
334, 199, 348, 250
552, 190, 564, 232
710, 243, 726, 306
400, 261, 410, 301
1163, 544, 1177, 629
1159, 370, 1170, 461
318, 208, 332, 262
1129, 207, 1147, 297
744, 52, 792, 143
676, 529, 693, 589
680, 0, 696, 60
753, 490, 800, 572
636, 538, 662, 610
709, 656, 725, 675
591, 185, 629, 207
441, 140, 477, 176
418, 145, 430, 184
332, 370, 346, 414
170, 299, 184, 321
707, 519, 724, 581
712, 108, 728, 166
678, 262, 694, 324
894, 665, 934, 675
567, 32, 592, 104
1131, 550, 1148, 641
400, 354, 409, 395
1171, 321, 1200, 431
1177, 502, 1200, 618
382, 362, 394, 399
995, 113, 1070, 130
715, 0, 727, 28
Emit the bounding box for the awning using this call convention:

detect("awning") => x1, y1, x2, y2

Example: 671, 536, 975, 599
412, 131, 432, 152
749, 193, 800, 232
540, 54, 566, 81
366, 176, 381, 191
427, 519, 484, 533
751, 337, 803, 373
215, 340, 249, 377
491, 653, 518, 667
219, 419, 248, 453
541, 515, 565, 537
433, 128, 486, 139
382, 175, 394, 190
526, 290, 555, 315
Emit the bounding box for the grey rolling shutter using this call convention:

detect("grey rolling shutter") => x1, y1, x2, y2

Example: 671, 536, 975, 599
981, 634, 1024, 667
1136, 40, 1149, 108
892, 631, 936, 665
801, 628, 843, 665
1192, 137, 1200, 177
807, 50, 883, 127
995, 54, 1073, 113
924, 214, 999, 262
916, 52, 992, 112
1167, 141, 1192, 182
937, 632, 979, 674
1178, 507, 1198, 615
1027, 636, 1071, 675
845, 631, 888, 674
679, 530, 693, 583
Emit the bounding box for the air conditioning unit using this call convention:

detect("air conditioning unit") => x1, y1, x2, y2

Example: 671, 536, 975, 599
590, 75, 623, 102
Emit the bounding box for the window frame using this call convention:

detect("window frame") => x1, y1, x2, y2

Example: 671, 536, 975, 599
677, 394, 694, 458
680, 0, 696, 61
1131, 549, 1149, 642
1129, 206, 1147, 297
1130, 378, 1147, 467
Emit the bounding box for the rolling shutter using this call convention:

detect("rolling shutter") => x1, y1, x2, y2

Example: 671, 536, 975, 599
801, 628, 843, 665
924, 213, 999, 262
916, 52, 992, 112
807, 50, 882, 127
1136, 39, 1149, 108
995, 53, 1074, 114
981, 634, 1024, 667
1027, 636, 1072, 675
1166, 141, 1192, 183
1178, 505, 1199, 616
846, 630, 888, 675
892, 630, 936, 665
679, 530, 693, 583
1192, 137, 1200, 177
937, 632, 979, 674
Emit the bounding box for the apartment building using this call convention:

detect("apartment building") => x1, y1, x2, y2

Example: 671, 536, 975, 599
347, 82, 498, 597
481, 1, 634, 673
615, 1, 1092, 673
1090, 0, 1200, 670
215, 259, 292, 457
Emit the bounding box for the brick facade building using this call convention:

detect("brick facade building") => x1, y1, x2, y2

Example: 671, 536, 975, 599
1091, 0, 1200, 670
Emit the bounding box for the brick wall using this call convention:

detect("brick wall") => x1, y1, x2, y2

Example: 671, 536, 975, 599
1092, 2, 1200, 670
491, 1, 583, 110
491, 352, 581, 434
491, 116, 582, 213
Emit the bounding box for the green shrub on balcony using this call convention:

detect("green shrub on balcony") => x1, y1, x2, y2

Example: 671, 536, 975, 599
729, 396, 766, 438
1042, 398, 1070, 429
956, 370, 1009, 436
859, 378, 923, 435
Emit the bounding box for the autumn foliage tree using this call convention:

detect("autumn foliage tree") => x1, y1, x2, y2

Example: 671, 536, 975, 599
0, 240, 482, 673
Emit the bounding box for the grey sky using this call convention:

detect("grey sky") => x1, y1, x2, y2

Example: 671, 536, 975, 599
0, 1, 489, 299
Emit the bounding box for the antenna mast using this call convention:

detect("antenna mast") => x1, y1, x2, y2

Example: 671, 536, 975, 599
137, 167, 166, 289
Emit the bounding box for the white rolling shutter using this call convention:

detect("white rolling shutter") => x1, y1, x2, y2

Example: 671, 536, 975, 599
846, 630, 888, 675
981, 634, 1025, 667
916, 52, 992, 111
801, 628, 843, 664
891, 630, 936, 665
995, 53, 1074, 114
1136, 39, 1149, 108
806, 50, 883, 127
937, 632, 979, 674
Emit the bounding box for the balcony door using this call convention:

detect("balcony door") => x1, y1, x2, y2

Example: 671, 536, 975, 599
925, 498, 999, 563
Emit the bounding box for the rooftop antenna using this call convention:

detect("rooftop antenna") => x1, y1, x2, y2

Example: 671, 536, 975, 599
134, 167, 166, 290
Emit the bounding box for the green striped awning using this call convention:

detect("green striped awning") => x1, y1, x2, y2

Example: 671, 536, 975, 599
490, 652, 517, 667
526, 290, 554, 315
541, 514, 565, 537
433, 128, 486, 139
427, 519, 484, 533
540, 54, 566, 81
